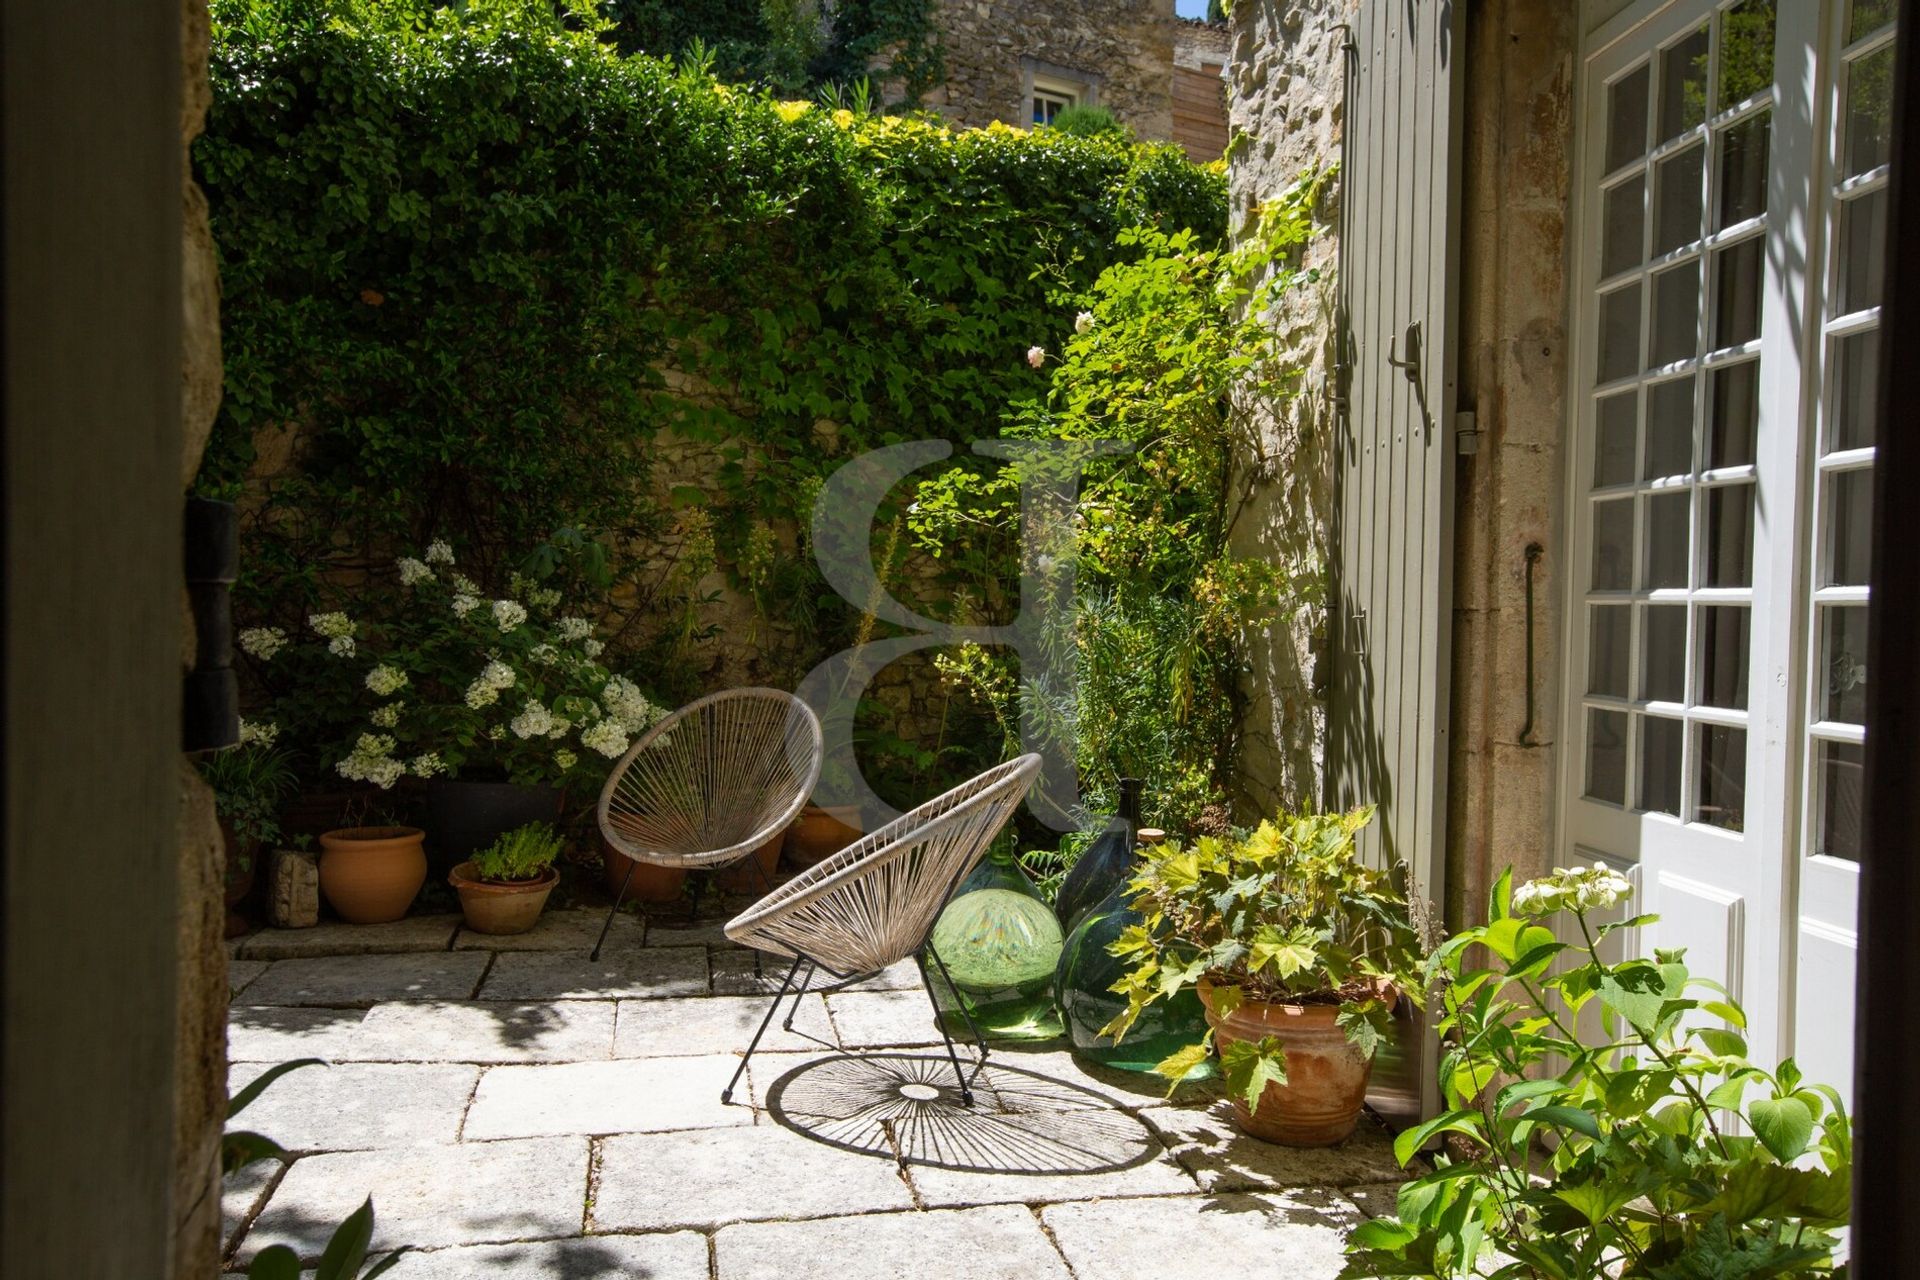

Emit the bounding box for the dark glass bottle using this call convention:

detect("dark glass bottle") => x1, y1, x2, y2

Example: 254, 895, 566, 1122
925, 852, 1065, 1040
1052, 777, 1143, 937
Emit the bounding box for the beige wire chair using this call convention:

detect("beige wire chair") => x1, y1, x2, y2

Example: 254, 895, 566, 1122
720, 753, 1042, 1107
592, 688, 823, 960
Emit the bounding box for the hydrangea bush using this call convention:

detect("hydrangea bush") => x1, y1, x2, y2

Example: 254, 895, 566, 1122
240, 544, 663, 791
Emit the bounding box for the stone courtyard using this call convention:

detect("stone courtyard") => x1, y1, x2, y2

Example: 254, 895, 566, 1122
222, 908, 1411, 1277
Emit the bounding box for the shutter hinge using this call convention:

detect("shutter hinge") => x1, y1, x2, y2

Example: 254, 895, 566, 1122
1454, 410, 1481, 456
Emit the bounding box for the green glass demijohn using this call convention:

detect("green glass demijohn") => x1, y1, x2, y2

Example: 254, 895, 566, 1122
925, 849, 1065, 1040
1053, 827, 1212, 1075
1051, 777, 1143, 937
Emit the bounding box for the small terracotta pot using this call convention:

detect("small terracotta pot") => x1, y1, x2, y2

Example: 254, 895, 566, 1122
318, 826, 427, 924
718, 825, 789, 892
785, 805, 861, 867
1198, 977, 1378, 1147
449, 861, 559, 935
601, 838, 687, 905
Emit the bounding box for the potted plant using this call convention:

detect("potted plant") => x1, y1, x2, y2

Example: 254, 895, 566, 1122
449, 821, 563, 935
318, 823, 428, 923
198, 726, 298, 937
1102, 807, 1426, 1146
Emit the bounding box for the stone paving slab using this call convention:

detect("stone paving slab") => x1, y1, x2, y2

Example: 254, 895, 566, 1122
237, 952, 492, 1007
478, 947, 709, 1001
222, 1158, 281, 1255
708, 950, 793, 996
228, 1062, 478, 1151
348, 1001, 615, 1063
1342, 1181, 1405, 1218
746, 1050, 988, 1118
240, 1136, 589, 1262
822, 990, 943, 1048
1042, 1189, 1363, 1279
613, 994, 834, 1058
454, 908, 643, 953
363, 1233, 710, 1280
1140, 1103, 1405, 1192
712, 1205, 1073, 1280
904, 1107, 1196, 1207
593, 1124, 915, 1231
236, 914, 461, 960
229, 960, 270, 997
643, 920, 740, 948
462, 1056, 749, 1140
979, 1047, 1216, 1112
228, 1006, 369, 1063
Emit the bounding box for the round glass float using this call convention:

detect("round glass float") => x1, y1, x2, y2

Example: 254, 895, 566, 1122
925, 854, 1065, 1040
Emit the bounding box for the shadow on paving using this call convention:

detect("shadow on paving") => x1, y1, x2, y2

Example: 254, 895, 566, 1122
764, 1053, 1161, 1175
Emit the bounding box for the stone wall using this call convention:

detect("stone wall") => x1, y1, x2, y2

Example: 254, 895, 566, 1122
923, 0, 1177, 141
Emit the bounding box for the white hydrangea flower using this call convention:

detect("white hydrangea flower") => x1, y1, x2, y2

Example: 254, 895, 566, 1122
582, 638, 605, 659
492, 600, 528, 633
465, 680, 499, 710
556, 617, 593, 642
601, 676, 662, 734
451, 593, 481, 618
424, 539, 455, 566
581, 718, 630, 759
364, 664, 409, 697
397, 557, 433, 586
309, 610, 354, 640
554, 749, 578, 772
528, 587, 562, 611
369, 703, 401, 729
1512, 863, 1636, 919
238, 627, 288, 661
336, 733, 403, 789
486, 724, 506, 741
410, 752, 446, 779
1075, 310, 1095, 334
451, 573, 479, 595
237, 718, 279, 748
328, 635, 356, 658
509, 699, 557, 740
480, 660, 515, 691
528, 642, 559, 666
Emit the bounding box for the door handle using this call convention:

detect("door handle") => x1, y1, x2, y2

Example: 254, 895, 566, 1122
1387, 320, 1423, 384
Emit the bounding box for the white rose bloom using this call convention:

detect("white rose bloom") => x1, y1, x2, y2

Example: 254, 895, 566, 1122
492, 600, 528, 633
238, 627, 288, 661
1075, 310, 1095, 334
451, 593, 481, 617
397, 557, 433, 586
1026, 345, 1046, 368
581, 718, 629, 759
557, 617, 593, 642
424, 539, 455, 565
364, 664, 409, 696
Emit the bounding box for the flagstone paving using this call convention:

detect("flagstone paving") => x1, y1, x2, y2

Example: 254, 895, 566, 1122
222, 907, 1409, 1277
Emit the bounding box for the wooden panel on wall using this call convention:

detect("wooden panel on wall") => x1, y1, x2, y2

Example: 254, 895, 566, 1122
1172, 63, 1227, 161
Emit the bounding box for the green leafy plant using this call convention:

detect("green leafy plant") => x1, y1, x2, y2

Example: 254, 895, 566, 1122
1048, 105, 1130, 139
1341, 865, 1851, 1279
471, 822, 566, 883
1100, 807, 1426, 1111
199, 737, 299, 874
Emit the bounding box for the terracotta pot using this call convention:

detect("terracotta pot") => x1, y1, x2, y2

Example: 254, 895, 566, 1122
1198, 977, 1376, 1147
601, 838, 687, 905
449, 861, 559, 935
425, 780, 562, 879
718, 825, 788, 892
785, 805, 861, 867
318, 826, 427, 924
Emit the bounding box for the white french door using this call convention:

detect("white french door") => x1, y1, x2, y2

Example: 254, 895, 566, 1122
1564, 0, 1891, 1097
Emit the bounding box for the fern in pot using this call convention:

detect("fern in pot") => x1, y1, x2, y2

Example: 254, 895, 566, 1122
449, 821, 565, 936
1103, 807, 1428, 1146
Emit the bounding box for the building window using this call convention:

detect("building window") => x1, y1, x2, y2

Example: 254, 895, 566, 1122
1032, 82, 1077, 126
1022, 62, 1096, 129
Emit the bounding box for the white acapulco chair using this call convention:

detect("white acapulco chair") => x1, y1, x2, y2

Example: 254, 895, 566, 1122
592, 688, 824, 961
720, 753, 1042, 1108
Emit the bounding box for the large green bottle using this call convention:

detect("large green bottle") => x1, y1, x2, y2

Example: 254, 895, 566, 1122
925, 852, 1065, 1040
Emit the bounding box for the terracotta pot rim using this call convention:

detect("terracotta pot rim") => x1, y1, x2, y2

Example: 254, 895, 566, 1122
448, 862, 559, 894
1197, 974, 1398, 1010
321, 825, 425, 845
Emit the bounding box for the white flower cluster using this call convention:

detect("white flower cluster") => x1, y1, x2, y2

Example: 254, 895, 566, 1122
1075, 310, 1095, 334
528, 642, 559, 666
464, 660, 516, 709
583, 638, 605, 658
410, 751, 446, 779
554, 749, 578, 772
365, 664, 409, 697
580, 718, 630, 759
527, 586, 562, 611
369, 703, 401, 729
309, 611, 357, 657
492, 599, 528, 633
451, 593, 481, 617
601, 676, 661, 734
452, 573, 479, 594
509, 698, 570, 741
425, 540, 455, 566
1512, 862, 1636, 918
397, 557, 433, 586
336, 733, 404, 789
239, 627, 288, 661
556, 617, 593, 642
238, 718, 279, 748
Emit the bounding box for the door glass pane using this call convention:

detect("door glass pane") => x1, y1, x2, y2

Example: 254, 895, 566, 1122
1709, 360, 1760, 468
1587, 709, 1630, 805
1609, 64, 1652, 171
1642, 604, 1687, 701
1596, 392, 1639, 487
1699, 605, 1751, 709
1659, 25, 1711, 142
1600, 284, 1643, 382
1646, 378, 1695, 479
1845, 44, 1895, 177
1851, 0, 1897, 42
1832, 330, 1880, 453
1718, 0, 1777, 110
1646, 492, 1691, 588
1590, 605, 1631, 698
1713, 237, 1765, 348
1696, 725, 1747, 830
1640, 715, 1684, 816
1828, 468, 1874, 586
1839, 189, 1887, 314
1817, 740, 1865, 861
1705, 484, 1755, 587
1717, 110, 1771, 228
1650, 263, 1701, 367
1593, 498, 1635, 590
1603, 177, 1646, 277
1822, 605, 1870, 724
1653, 146, 1705, 254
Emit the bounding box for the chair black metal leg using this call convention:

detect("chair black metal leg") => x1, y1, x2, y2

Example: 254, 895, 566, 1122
915, 950, 976, 1107
722, 954, 804, 1105
922, 941, 991, 1064
781, 961, 817, 1032
591, 859, 639, 962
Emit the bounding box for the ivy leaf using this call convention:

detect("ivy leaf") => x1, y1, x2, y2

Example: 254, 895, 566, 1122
1219, 1035, 1288, 1115
1336, 998, 1392, 1061
1748, 1096, 1815, 1162
1248, 925, 1316, 979
1152, 1042, 1211, 1088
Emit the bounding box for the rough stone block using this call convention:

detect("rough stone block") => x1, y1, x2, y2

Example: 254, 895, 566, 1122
366, 1234, 710, 1279
613, 994, 833, 1058
228, 959, 269, 997
1139, 1103, 1404, 1192
462, 1055, 749, 1140
346, 1000, 615, 1063
239, 1137, 588, 1261
236, 914, 461, 960
478, 947, 708, 1001
822, 990, 942, 1049
266, 847, 319, 929
235, 952, 490, 1007
904, 1107, 1195, 1207
712, 1205, 1072, 1280
454, 908, 642, 952
226, 1062, 478, 1151
1042, 1190, 1362, 1279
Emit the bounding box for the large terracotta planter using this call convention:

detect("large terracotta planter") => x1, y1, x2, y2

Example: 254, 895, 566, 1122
318, 826, 427, 924
718, 825, 789, 892
601, 838, 687, 905
785, 805, 861, 867
449, 861, 558, 935
1198, 977, 1376, 1147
